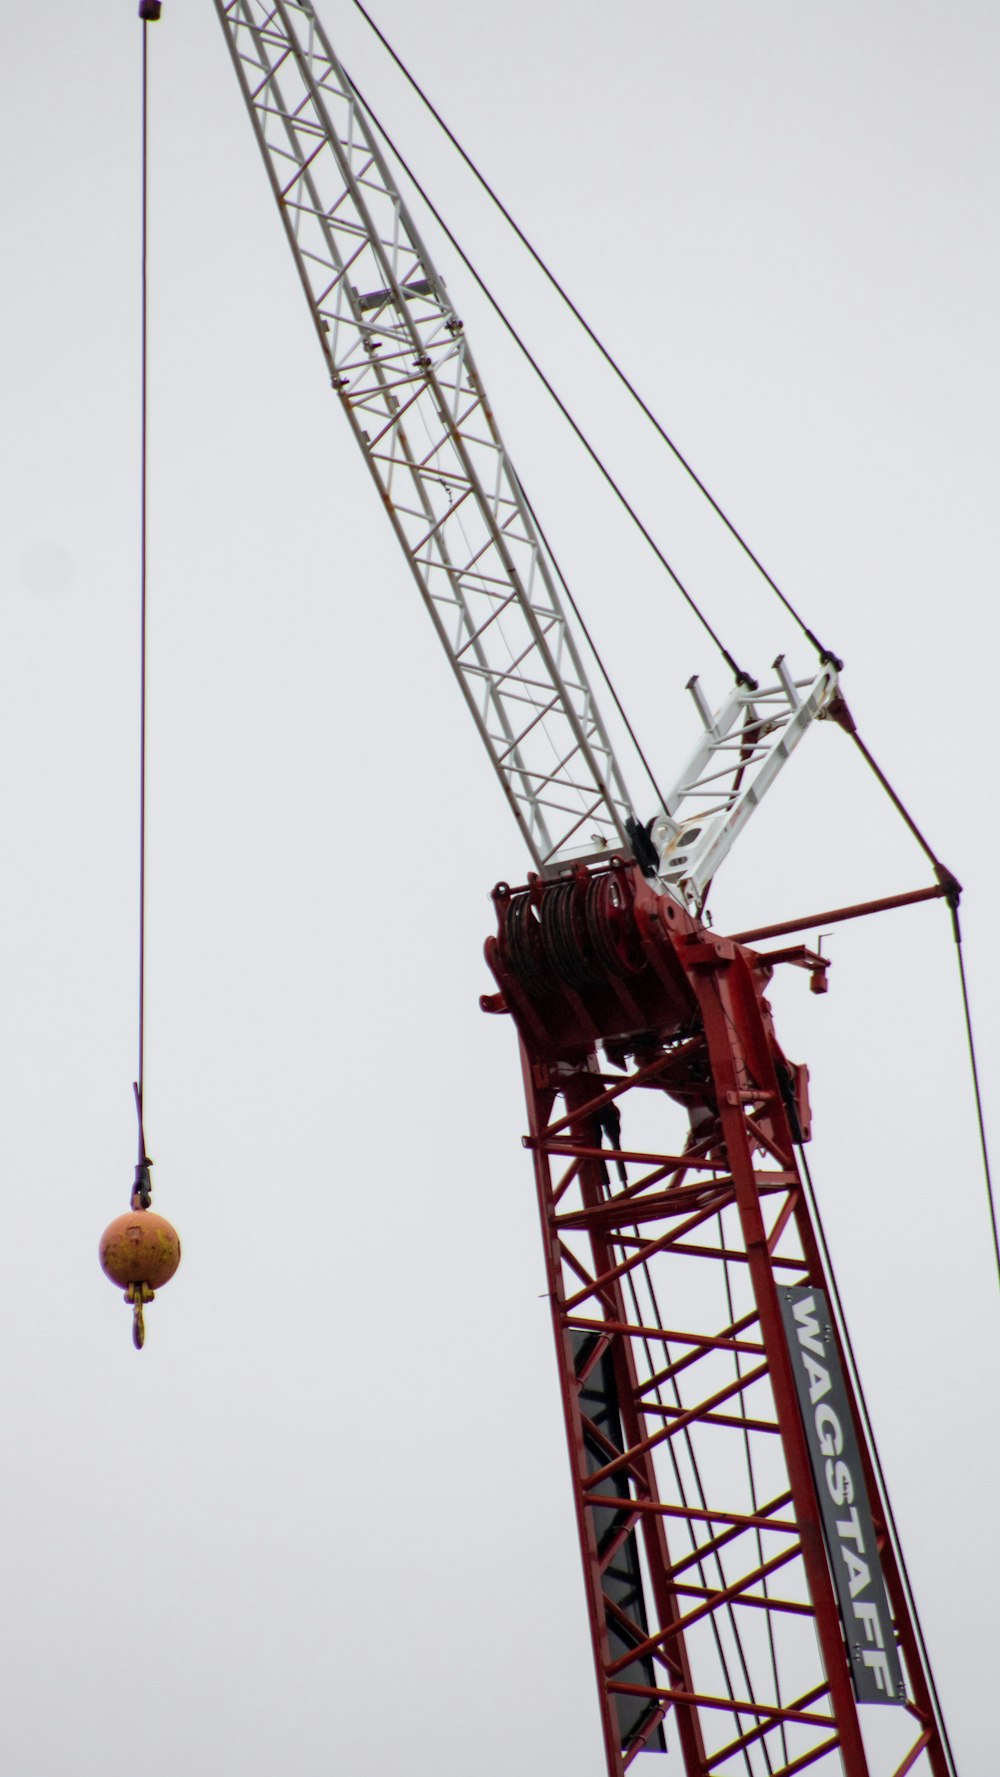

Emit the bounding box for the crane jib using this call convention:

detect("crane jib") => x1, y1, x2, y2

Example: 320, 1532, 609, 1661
214, 0, 635, 873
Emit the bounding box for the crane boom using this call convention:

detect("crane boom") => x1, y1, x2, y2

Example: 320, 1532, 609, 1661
214, 0, 839, 893
215, 0, 637, 871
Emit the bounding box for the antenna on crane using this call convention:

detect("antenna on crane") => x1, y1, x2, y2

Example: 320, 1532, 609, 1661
99, 0, 180, 1350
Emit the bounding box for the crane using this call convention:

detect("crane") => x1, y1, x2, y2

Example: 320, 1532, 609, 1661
197, 2, 962, 1771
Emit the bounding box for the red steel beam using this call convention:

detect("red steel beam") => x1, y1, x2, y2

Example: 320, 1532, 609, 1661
732, 882, 948, 946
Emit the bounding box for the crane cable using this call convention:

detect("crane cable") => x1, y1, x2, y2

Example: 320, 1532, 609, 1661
133, 1, 161, 1211
832, 696, 1000, 1294
950, 913, 1000, 1290
514, 480, 671, 823
350, 25, 999, 1293
343, 72, 757, 692
348, 0, 841, 671
355, 0, 1000, 1301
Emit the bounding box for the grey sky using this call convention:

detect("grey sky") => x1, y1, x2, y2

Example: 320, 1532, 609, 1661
0, 2, 996, 1772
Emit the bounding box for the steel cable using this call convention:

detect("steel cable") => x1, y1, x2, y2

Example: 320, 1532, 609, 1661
132, 12, 155, 1206
348, 0, 840, 668
514, 481, 671, 820
345, 70, 757, 690
139, 20, 149, 1099
833, 696, 997, 1295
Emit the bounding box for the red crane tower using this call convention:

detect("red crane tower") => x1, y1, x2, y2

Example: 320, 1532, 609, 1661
201, 2, 961, 1770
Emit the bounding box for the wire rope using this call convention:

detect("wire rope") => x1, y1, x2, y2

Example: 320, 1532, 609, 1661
834, 697, 998, 1291
513, 480, 671, 820
344, 70, 757, 691
352, 7, 998, 1286
948, 902, 1000, 1293
132, 12, 154, 1208
839, 705, 957, 886
348, 0, 840, 669
349, 0, 1000, 1294
139, 21, 149, 1098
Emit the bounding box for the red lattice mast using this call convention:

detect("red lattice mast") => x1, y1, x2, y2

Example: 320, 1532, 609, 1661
485, 862, 951, 1777
210, 8, 958, 1767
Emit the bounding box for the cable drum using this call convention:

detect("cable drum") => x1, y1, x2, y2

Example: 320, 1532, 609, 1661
503, 890, 550, 996
585, 872, 648, 978
540, 880, 604, 989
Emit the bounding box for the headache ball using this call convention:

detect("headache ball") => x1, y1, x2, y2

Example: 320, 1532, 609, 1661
100, 1209, 181, 1292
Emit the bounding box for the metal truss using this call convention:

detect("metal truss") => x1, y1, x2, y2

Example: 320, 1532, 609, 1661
652, 660, 839, 914
214, 0, 846, 899
513, 881, 952, 1776
213, 0, 637, 870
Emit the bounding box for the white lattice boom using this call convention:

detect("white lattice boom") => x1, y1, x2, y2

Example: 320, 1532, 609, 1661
213, 0, 837, 896
215, 0, 638, 870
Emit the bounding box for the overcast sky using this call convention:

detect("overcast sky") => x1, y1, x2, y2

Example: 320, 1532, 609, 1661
1, 2, 997, 1773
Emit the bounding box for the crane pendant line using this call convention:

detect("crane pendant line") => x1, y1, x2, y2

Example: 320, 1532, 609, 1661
215, 0, 638, 872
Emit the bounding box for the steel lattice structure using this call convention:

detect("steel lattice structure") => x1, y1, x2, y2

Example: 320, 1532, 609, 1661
486, 863, 951, 1774
209, 3, 958, 1772
216, 0, 637, 870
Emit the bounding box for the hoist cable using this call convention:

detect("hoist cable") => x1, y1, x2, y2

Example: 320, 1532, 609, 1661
347, 72, 757, 690
139, 22, 149, 1097
794, 1139, 960, 1777
134, 10, 155, 1207
348, 0, 840, 668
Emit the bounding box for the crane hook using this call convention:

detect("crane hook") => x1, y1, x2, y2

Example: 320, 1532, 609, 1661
127, 1282, 154, 1350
